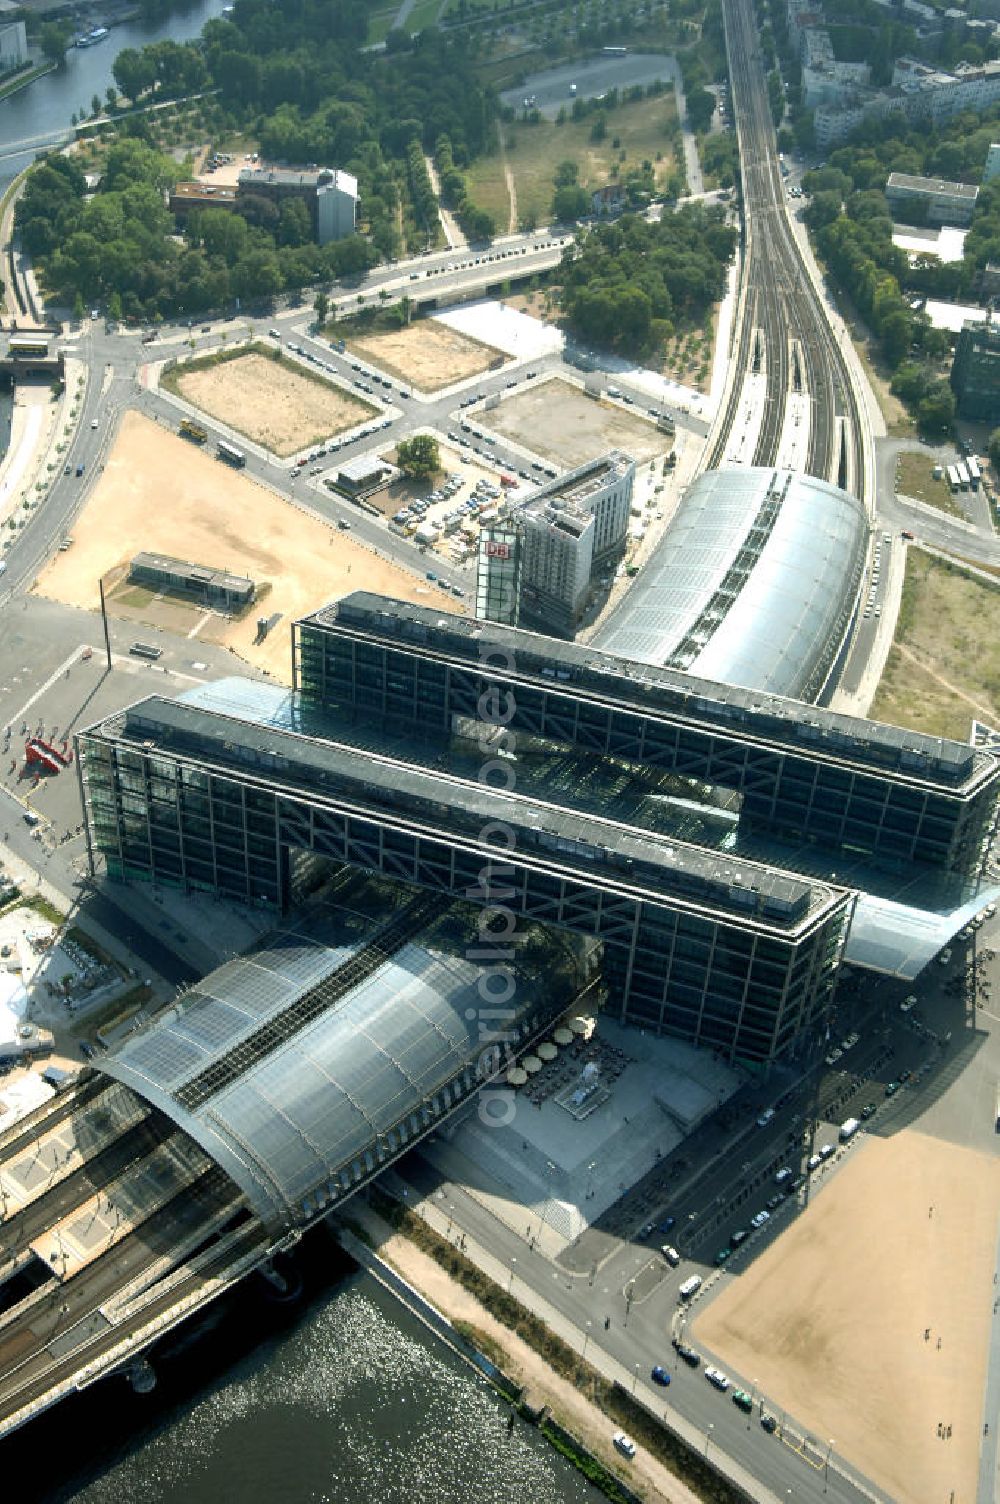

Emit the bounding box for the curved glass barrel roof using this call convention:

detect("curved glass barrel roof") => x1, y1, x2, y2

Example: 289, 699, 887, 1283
595, 467, 869, 702
99, 899, 589, 1232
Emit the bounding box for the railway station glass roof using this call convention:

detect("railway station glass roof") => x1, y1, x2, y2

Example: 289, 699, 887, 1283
595, 468, 868, 701
100, 905, 585, 1230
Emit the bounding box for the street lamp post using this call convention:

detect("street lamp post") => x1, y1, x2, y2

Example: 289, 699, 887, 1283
824, 1439, 834, 1492
582, 1319, 592, 1361
508, 1257, 517, 1294
748, 1380, 757, 1430
705, 1422, 714, 1460
632, 1362, 640, 1396
624, 1280, 634, 1328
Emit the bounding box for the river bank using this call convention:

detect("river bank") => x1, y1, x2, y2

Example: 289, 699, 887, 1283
342, 1192, 717, 1504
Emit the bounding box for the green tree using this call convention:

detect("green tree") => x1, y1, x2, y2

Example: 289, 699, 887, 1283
91, 95, 102, 119
39, 23, 72, 65
988, 428, 1000, 472
107, 291, 123, 323
554, 160, 579, 188
396, 432, 440, 478
73, 291, 85, 322
916, 382, 955, 438
553, 184, 590, 221
112, 47, 156, 104
314, 290, 329, 327
105, 86, 118, 114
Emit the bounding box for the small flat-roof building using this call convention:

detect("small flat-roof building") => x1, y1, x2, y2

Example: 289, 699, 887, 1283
885, 172, 979, 227
129, 552, 255, 610
169, 182, 239, 220
334, 453, 396, 499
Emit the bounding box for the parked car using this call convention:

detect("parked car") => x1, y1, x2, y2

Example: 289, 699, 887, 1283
612, 1431, 637, 1459
732, 1389, 753, 1413
661, 1245, 680, 1267
761, 1413, 778, 1434
651, 1366, 671, 1387
705, 1368, 730, 1391
756, 1108, 775, 1128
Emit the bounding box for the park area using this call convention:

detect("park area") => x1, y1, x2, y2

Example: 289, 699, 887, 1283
466, 91, 680, 233
488, 377, 666, 467
32, 412, 456, 679
343, 320, 505, 393
869, 549, 1000, 739
165, 346, 377, 458
693, 1129, 1000, 1504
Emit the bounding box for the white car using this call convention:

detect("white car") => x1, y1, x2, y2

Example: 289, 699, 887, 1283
756, 1108, 775, 1128
613, 1431, 637, 1458
705, 1367, 730, 1390
90, 418, 98, 429
751, 1210, 771, 1229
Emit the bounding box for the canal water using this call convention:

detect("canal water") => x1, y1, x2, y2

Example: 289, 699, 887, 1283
2, 1236, 602, 1504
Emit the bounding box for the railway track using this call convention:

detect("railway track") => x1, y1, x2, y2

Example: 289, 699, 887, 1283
708, 0, 868, 503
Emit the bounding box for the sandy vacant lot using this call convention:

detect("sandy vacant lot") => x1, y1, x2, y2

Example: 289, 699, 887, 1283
489, 378, 665, 467
33, 411, 457, 679
869, 550, 1000, 741
693, 1130, 1000, 1504
172, 350, 376, 458
346, 320, 504, 392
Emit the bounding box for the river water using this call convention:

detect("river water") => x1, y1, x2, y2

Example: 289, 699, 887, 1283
0, 0, 233, 192
2, 1235, 600, 1504
0, 18, 602, 1503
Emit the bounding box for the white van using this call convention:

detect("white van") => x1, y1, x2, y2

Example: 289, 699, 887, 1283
679, 1275, 702, 1298
839, 1117, 860, 1143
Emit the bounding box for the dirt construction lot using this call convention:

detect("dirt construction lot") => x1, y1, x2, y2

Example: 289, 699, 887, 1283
171, 349, 376, 457
488, 378, 666, 468
693, 1130, 1000, 1504
345, 320, 505, 393
33, 411, 456, 679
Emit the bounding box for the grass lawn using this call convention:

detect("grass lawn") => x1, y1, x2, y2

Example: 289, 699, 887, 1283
895, 452, 963, 517
467, 91, 678, 229
404, 0, 442, 30
869, 550, 1000, 739
367, 2, 399, 42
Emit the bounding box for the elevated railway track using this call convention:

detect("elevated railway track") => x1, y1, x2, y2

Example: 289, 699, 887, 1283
709, 0, 870, 506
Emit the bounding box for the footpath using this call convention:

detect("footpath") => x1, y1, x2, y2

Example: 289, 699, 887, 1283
346, 1175, 783, 1504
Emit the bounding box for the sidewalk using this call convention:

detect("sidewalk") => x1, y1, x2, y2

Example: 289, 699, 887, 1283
377, 1167, 784, 1504
349, 1194, 711, 1504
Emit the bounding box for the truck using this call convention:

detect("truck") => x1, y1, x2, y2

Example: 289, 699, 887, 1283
839, 1117, 860, 1142
569, 82, 577, 96
179, 419, 208, 444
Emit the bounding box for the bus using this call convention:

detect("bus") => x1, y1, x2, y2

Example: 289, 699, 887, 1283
8, 335, 49, 358
946, 465, 961, 492
129, 641, 162, 660
217, 440, 246, 467
967, 455, 981, 489
180, 419, 208, 444
955, 462, 971, 491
